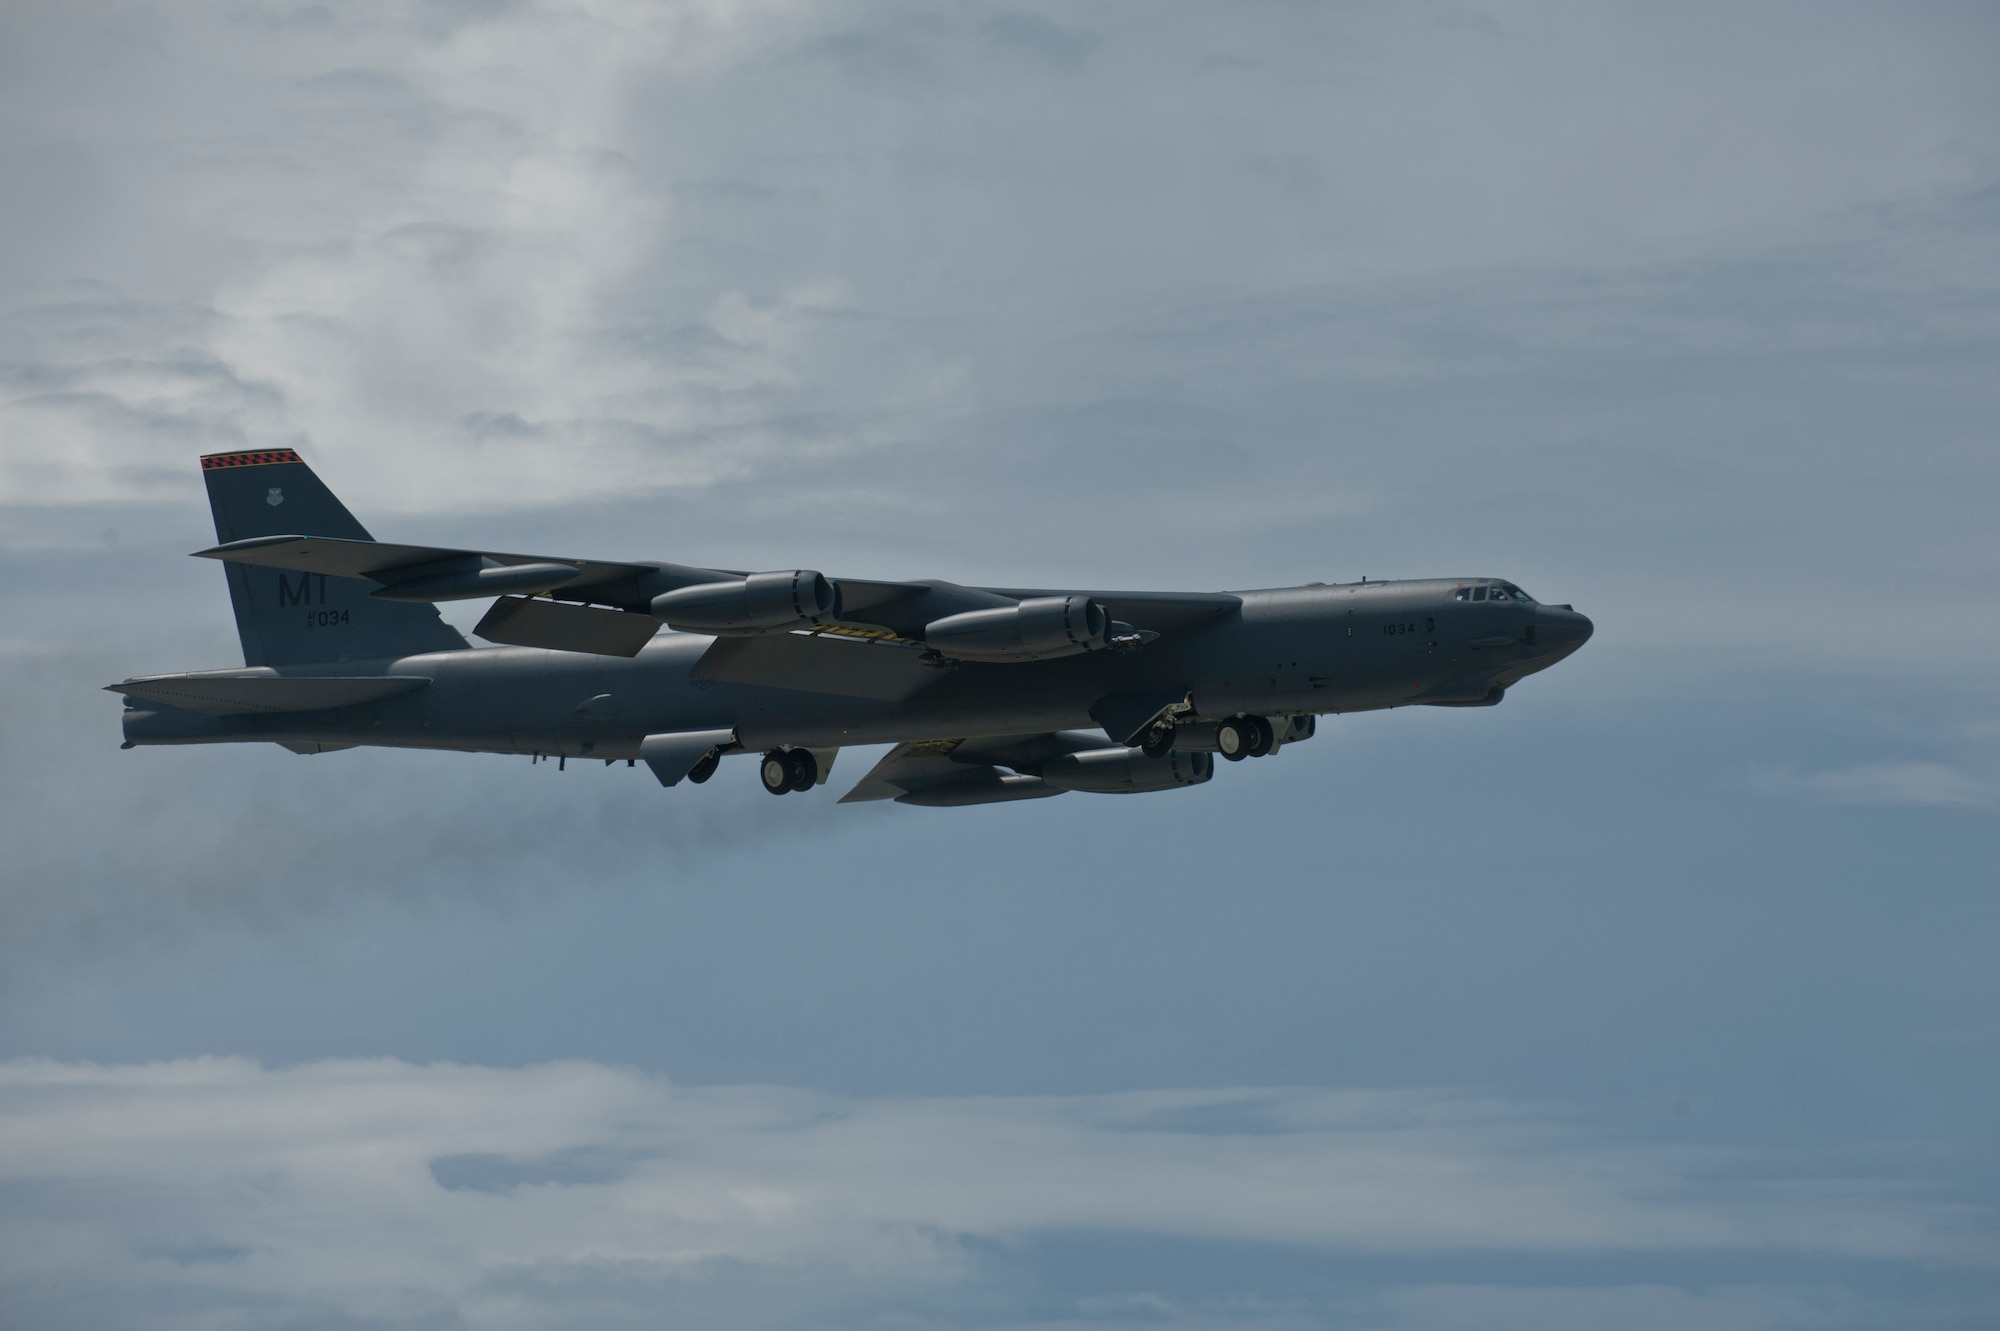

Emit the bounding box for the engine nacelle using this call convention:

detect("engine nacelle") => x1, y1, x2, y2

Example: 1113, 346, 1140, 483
923, 595, 1109, 663
1038, 746, 1212, 794
650, 570, 839, 634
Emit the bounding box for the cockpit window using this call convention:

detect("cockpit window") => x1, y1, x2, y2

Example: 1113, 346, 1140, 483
1454, 583, 1536, 603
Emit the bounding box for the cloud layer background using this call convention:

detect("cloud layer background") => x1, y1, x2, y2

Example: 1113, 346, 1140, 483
2, 2, 1997, 1327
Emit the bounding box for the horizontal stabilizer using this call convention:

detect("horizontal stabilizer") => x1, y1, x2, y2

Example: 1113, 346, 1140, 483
108, 672, 429, 716
693, 632, 940, 701
475, 597, 661, 657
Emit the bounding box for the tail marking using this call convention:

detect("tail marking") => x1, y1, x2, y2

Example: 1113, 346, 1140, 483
201, 450, 303, 470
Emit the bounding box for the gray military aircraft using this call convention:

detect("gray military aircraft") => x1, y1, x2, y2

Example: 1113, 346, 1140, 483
110, 450, 1591, 807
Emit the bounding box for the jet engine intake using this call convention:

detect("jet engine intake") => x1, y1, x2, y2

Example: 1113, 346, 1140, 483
1037, 746, 1212, 793
651, 570, 839, 634
923, 595, 1109, 663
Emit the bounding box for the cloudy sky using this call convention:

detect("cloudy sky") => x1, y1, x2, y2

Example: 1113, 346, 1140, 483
3, 1, 1998, 1327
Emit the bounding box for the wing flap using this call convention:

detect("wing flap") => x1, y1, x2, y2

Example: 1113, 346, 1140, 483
693, 632, 941, 701
475, 597, 661, 657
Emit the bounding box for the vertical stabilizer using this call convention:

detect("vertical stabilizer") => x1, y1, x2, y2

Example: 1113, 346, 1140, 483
201, 450, 468, 666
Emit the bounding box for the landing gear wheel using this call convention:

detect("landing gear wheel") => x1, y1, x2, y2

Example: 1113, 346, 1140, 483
760, 750, 794, 795
1216, 717, 1250, 761
1243, 715, 1274, 757
786, 748, 819, 792
686, 750, 720, 785
1140, 723, 1176, 759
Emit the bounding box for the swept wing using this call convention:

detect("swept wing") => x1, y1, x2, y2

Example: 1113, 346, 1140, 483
196, 536, 1241, 669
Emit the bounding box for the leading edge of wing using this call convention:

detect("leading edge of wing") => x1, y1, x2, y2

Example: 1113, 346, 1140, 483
197, 538, 1242, 646
194, 534, 721, 606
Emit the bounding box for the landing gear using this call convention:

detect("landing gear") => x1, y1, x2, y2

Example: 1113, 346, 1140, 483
1140, 722, 1176, 759
761, 747, 820, 794
1215, 715, 1274, 761
686, 750, 720, 785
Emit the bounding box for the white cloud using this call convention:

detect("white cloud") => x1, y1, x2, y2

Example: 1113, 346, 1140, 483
0, 1058, 1987, 1328
1747, 759, 1999, 810
0, 0, 967, 514
4, 0, 1994, 526
1363, 1283, 1828, 1331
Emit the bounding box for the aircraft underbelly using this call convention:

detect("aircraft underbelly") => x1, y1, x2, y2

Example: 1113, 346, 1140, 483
123, 646, 1415, 754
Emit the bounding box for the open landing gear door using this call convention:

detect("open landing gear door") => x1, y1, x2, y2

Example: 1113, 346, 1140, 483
639, 729, 735, 786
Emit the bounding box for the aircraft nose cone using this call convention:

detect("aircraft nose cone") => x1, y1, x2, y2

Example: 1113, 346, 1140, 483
1534, 606, 1593, 650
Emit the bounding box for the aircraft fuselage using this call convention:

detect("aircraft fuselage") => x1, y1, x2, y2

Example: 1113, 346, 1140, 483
122, 578, 1593, 760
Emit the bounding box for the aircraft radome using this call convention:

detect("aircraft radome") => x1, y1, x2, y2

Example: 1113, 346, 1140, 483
110, 451, 1593, 807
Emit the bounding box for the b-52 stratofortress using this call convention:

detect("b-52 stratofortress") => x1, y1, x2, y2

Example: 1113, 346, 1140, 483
110, 450, 1592, 807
